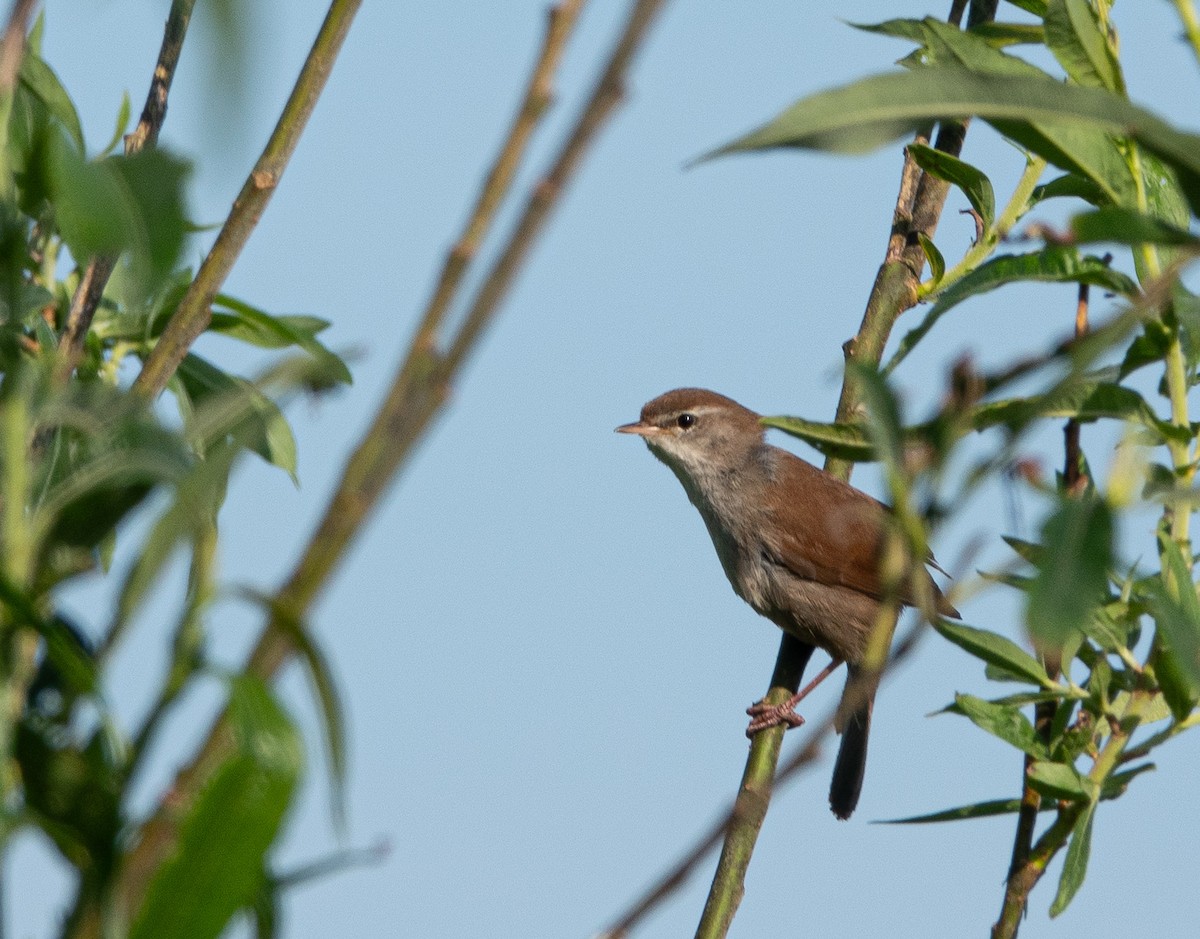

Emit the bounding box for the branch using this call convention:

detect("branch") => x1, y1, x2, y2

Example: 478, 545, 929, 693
55, 0, 196, 385
0, 0, 36, 96
110, 0, 668, 926
695, 3, 997, 934
412, 0, 586, 357
995, 280, 1091, 938
131, 0, 363, 399
599, 619, 928, 939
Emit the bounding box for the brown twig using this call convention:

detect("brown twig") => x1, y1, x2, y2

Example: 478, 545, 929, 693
413, 0, 586, 357
694, 3, 997, 935
0, 0, 36, 96
131, 0, 363, 399
993, 279, 1091, 939
55, 0, 196, 385
109, 0, 667, 929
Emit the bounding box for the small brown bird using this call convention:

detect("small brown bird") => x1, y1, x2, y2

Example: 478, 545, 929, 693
617, 388, 958, 819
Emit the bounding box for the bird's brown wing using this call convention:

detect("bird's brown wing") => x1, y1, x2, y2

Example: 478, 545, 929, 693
764, 451, 958, 616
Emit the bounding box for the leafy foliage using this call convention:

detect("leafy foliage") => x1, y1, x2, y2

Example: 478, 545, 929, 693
0, 9, 354, 937
717, 0, 1200, 923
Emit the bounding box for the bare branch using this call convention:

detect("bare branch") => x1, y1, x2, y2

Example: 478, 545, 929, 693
0, 0, 37, 97
110, 0, 669, 926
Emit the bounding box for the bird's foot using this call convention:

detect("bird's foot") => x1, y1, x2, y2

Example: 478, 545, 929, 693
745, 696, 805, 737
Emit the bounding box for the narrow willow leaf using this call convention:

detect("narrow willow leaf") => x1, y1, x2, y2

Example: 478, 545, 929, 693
1002, 535, 1043, 566
849, 18, 928, 42
210, 295, 351, 385
244, 589, 348, 830
1027, 760, 1094, 801
130, 678, 302, 939
1027, 497, 1113, 647
1149, 535, 1200, 717
918, 232, 945, 284
1049, 800, 1096, 916
1032, 173, 1107, 207
99, 91, 132, 158
1119, 321, 1172, 380
760, 415, 874, 461
1044, 0, 1123, 92
1070, 207, 1198, 247
972, 381, 1166, 438
1101, 763, 1154, 799
176, 355, 299, 481
699, 70, 1200, 215
1004, 0, 1047, 15
937, 689, 1064, 714
886, 250, 1137, 374
878, 798, 1029, 824
933, 619, 1054, 688
970, 22, 1044, 47
953, 693, 1048, 758
114, 443, 237, 628
908, 143, 996, 227
19, 53, 84, 151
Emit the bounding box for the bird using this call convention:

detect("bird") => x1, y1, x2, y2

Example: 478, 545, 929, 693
617, 387, 958, 819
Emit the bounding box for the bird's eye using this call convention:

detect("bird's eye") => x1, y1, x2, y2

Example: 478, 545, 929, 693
677, 413, 696, 429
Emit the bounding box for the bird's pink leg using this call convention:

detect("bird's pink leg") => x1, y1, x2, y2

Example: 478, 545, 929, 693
745, 658, 844, 737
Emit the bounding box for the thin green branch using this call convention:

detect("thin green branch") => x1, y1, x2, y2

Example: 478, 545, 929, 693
131, 0, 363, 400
108, 0, 667, 928
599, 617, 929, 939
55, 0, 196, 385
1172, 0, 1200, 70
696, 8, 997, 936
915, 154, 1046, 302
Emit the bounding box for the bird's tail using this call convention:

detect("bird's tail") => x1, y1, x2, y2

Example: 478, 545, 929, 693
829, 680, 873, 820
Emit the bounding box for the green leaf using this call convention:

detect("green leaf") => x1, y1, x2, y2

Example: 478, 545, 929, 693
908, 143, 996, 227
176, 354, 298, 480
1101, 762, 1154, 799
1027, 496, 1113, 648
1044, 0, 1123, 92
917, 232, 945, 285
209, 294, 351, 385
1050, 800, 1096, 916
1002, 535, 1043, 566
882, 763, 1150, 825
1148, 535, 1200, 717
1027, 760, 1094, 801
1119, 320, 1172, 380
953, 693, 1048, 758
99, 91, 132, 158
244, 589, 348, 830
114, 443, 236, 628
972, 379, 1166, 438
933, 619, 1055, 688
19, 53, 84, 152
886, 249, 1137, 374
49, 140, 191, 288
1069, 207, 1198, 247
1032, 173, 1107, 207
970, 22, 1045, 47
878, 798, 1030, 824
699, 70, 1200, 214
1004, 0, 1047, 15
760, 415, 874, 461
130, 677, 302, 939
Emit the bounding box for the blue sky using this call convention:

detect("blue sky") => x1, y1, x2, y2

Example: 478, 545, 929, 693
11, 2, 1200, 936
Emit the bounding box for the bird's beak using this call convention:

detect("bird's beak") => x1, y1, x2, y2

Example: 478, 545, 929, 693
615, 420, 659, 437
